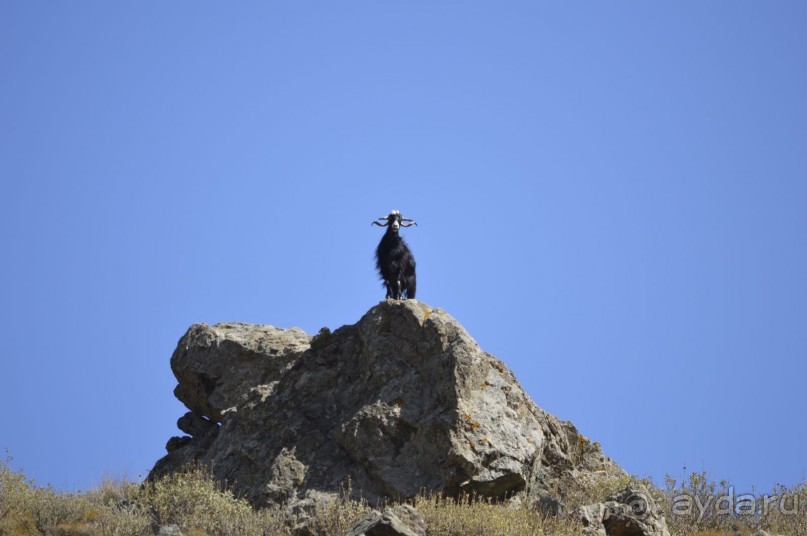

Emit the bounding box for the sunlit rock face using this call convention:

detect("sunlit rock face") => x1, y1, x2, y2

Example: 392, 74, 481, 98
150, 300, 623, 509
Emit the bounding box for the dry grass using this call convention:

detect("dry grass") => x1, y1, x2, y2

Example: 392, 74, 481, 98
411, 493, 582, 536
291, 493, 371, 536
0, 458, 285, 536
663, 471, 807, 536
2, 455, 804, 536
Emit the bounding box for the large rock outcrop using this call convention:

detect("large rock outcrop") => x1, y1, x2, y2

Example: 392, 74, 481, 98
150, 300, 623, 509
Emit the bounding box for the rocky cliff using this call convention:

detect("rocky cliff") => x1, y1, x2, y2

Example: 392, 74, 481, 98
150, 300, 624, 511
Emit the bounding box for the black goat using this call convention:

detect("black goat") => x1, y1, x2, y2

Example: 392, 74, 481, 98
372, 210, 417, 300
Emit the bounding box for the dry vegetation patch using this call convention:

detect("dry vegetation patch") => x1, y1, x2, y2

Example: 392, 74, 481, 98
2, 457, 804, 536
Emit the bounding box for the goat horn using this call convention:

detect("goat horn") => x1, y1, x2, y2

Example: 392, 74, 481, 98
371, 221, 388, 227
401, 221, 417, 227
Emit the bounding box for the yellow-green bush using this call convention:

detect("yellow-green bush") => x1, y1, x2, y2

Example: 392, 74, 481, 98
1, 455, 96, 535
412, 493, 581, 536
1, 458, 281, 536
141, 466, 286, 536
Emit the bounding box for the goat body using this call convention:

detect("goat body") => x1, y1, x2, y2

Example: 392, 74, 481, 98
373, 211, 417, 300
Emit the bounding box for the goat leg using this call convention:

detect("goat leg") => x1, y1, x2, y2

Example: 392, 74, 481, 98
385, 281, 393, 300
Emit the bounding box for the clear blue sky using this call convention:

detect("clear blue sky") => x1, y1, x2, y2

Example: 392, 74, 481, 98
1, 2, 805, 494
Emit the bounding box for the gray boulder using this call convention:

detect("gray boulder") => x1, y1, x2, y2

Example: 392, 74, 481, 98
284, 490, 343, 536
156, 525, 181, 536
575, 485, 671, 536
345, 505, 426, 536
150, 300, 624, 508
